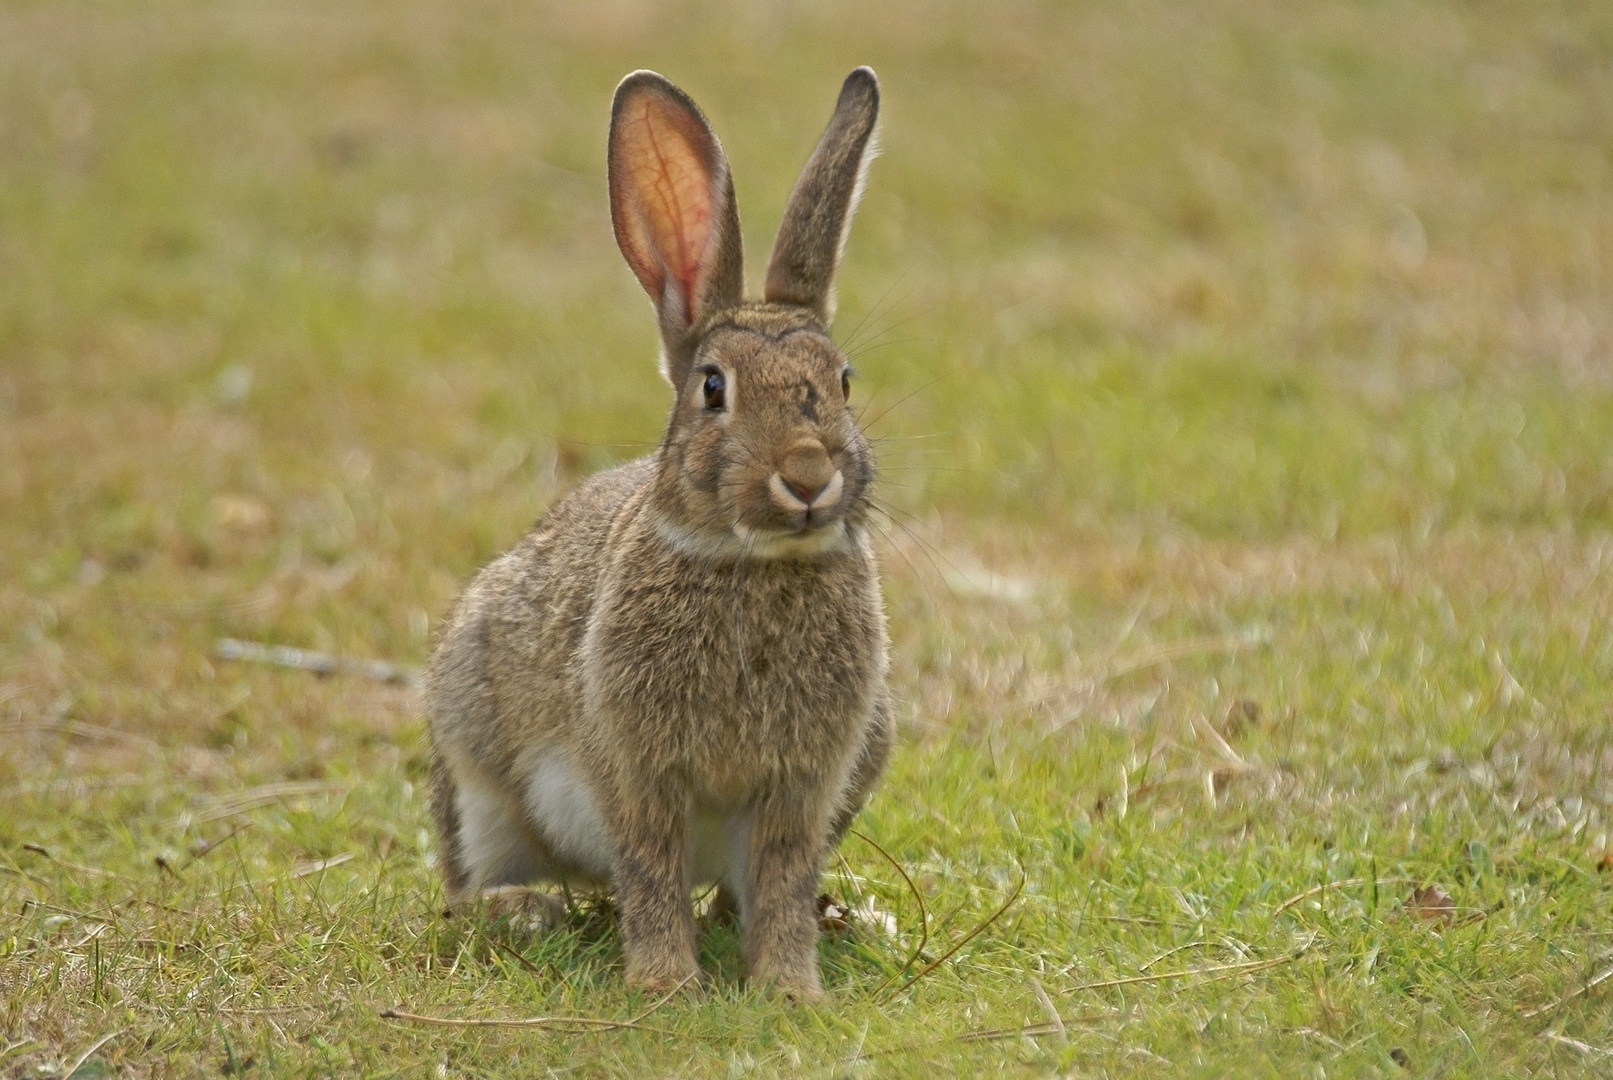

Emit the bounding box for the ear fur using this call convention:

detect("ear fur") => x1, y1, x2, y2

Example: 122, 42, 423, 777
608, 71, 745, 385
764, 67, 880, 325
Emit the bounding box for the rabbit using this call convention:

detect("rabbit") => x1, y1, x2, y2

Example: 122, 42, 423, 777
426, 66, 892, 1000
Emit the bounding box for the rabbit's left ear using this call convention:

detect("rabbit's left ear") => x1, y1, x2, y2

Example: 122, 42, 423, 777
764, 67, 880, 326
609, 71, 745, 385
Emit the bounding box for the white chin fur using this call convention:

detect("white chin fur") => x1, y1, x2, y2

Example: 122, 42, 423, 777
654, 513, 855, 560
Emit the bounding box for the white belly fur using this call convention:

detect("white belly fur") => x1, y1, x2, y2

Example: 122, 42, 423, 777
523, 752, 750, 888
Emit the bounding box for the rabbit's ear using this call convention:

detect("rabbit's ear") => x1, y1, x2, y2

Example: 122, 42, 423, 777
764, 68, 880, 326
609, 71, 745, 384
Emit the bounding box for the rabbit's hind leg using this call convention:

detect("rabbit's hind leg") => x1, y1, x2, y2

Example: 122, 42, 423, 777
434, 757, 564, 932
827, 693, 894, 852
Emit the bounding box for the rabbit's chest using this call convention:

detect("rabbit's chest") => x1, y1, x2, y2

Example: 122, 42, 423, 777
587, 555, 884, 760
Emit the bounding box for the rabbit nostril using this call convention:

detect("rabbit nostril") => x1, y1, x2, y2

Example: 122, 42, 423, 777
778, 441, 835, 506
771, 468, 843, 515
786, 478, 826, 505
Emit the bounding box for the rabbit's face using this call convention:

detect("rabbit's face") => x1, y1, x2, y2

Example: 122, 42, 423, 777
661, 309, 872, 558
609, 68, 884, 562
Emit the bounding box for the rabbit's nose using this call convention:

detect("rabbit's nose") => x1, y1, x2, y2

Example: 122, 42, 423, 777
774, 442, 841, 510
786, 478, 823, 503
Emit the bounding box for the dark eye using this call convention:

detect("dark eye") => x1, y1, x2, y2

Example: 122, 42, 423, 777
702, 369, 726, 411
840, 368, 851, 401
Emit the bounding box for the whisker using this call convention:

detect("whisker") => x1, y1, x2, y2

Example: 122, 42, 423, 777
866, 500, 961, 603
858, 377, 945, 436
845, 336, 920, 361
845, 312, 925, 358
868, 431, 958, 443
836, 267, 913, 356
864, 516, 938, 606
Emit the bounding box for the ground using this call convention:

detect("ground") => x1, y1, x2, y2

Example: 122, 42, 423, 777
2, 1, 1612, 1076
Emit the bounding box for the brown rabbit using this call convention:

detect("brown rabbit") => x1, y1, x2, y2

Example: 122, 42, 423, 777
426, 67, 891, 999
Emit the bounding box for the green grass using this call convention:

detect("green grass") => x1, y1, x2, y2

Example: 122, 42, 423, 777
3, 0, 1612, 1075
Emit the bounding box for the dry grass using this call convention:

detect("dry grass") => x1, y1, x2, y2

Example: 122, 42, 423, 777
3, 0, 1613, 1076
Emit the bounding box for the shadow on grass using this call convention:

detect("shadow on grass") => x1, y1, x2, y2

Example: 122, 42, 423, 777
441, 889, 901, 1001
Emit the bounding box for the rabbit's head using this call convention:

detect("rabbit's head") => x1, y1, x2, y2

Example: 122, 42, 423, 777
607, 69, 881, 560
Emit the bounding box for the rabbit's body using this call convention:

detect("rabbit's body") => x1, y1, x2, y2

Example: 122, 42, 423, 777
427, 70, 890, 998
430, 453, 890, 892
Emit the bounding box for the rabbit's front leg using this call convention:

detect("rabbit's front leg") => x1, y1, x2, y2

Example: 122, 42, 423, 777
608, 782, 701, 991
742, 786, 831, 1000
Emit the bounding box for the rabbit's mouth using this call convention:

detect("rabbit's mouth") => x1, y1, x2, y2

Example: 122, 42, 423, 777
725, 464, 855, 549
731, 518, 856, 559
651, 509, 857, 561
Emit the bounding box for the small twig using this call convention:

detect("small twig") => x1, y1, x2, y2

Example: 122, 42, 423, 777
851, 830, 929, 996
491, 938, 547, 978
1063, 948, 1307, 993
957, 1022, 1064, 1045
378, 972, 694, 1033
215, 638, 419, 686
957, 1012, 1113, 1045
1090, 914, 1170, 926
18, 844, 130, 883
1138, 939, 1207, 972
890, 861, 1026, 996
855, 1009, 1111, 1061
60, 1031, 120, 1079
623, 972, 698, 1025
1274, 877, 1408, 916
376, 1007, 667, 1032
1522, 962, 1613, 1019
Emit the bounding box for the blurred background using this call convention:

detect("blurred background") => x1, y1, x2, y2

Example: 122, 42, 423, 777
4, 1, 1613, 1071
4, 0, 1611, 780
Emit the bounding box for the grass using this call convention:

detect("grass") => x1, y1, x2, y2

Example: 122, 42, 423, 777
2, 0, 1612, 1075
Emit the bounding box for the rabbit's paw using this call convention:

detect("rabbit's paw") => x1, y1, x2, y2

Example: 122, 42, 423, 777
759, 970, 825, 1004
480, 885, 567, 936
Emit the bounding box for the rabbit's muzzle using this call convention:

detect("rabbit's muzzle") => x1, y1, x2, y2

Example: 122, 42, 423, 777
769, 438, 844, 524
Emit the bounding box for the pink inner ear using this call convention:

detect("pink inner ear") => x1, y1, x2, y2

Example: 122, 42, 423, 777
611, 93, 718, 326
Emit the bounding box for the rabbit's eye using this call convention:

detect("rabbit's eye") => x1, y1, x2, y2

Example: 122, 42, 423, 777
840, 368, 852, 402
702, 369, 726, 411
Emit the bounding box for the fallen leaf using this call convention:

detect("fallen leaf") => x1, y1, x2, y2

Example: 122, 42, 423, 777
817, 893, 850, 935
817, 894, 899, 939
1406, 885, 1455, 925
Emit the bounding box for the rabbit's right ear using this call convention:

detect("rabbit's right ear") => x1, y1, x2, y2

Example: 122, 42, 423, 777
609, 71, 745, 386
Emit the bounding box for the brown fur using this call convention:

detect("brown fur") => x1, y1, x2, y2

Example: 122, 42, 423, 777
427, 68, 889, 999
